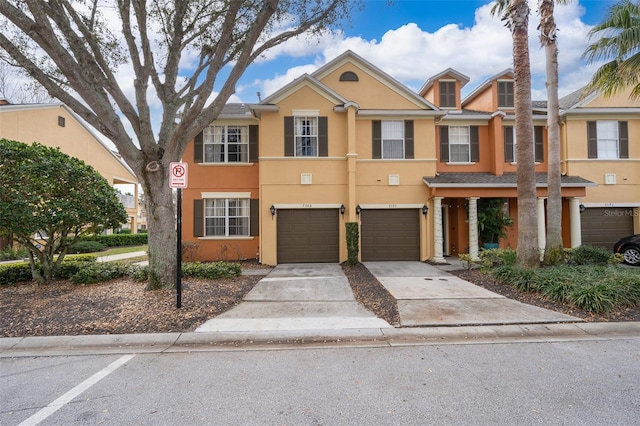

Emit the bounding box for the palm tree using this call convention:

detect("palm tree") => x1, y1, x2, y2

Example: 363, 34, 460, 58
539, 0, 567, 264
492, 0, 540, 268
583, 0, 640, 99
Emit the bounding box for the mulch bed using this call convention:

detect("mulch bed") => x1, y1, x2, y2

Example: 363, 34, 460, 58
1, 262, 638, 338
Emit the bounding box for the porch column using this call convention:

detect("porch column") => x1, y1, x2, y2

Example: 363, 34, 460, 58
537, 197, 546, 258
433, 197, 446, 263
467, 197, 480, 261
569, 197, 582, 248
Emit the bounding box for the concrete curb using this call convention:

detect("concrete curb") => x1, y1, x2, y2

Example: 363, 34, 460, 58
2, 322, 638, 357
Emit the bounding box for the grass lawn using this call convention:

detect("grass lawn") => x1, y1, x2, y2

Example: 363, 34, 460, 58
99, 245, 148, 256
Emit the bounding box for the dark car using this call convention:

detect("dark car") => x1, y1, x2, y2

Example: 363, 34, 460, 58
613, 234, 640, 266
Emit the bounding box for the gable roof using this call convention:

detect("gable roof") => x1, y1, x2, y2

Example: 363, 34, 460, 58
462, 69, 514, 107
423, 172, 596, 188
260, 73, 349, 106
418, 68, 470, 96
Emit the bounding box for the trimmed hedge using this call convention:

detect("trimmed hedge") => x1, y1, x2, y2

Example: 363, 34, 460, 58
0, 255, 97, 285
79, 233, 148, 247
131, 261, 242, 282
68, 241, 107, 254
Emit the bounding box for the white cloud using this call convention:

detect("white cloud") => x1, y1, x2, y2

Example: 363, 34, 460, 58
249, 0, 601, 102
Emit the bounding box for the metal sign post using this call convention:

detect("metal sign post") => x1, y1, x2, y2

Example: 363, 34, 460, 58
169, 162, 188, 309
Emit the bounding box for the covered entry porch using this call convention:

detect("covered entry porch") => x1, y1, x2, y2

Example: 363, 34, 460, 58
423, 173, 596, 262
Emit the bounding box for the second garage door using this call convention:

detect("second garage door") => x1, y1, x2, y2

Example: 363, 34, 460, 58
581, 207, 634, 250
277, 209, 339, 263
361, 209, 420, 261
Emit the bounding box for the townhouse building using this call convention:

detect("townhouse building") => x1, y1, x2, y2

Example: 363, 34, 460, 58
0, 100, 140, 235
182, 50, 638, 265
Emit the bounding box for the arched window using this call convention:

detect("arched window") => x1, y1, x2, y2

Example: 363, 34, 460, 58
339, 71, 359, 82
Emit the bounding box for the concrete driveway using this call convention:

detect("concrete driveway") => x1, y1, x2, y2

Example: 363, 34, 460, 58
364, 261, 580, 327
196, 263, 391, 332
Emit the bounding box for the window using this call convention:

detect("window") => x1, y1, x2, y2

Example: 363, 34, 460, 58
372, 120, 414, 159
381, 121, 405, 159
204, 199, 249, 237
439, 81, 457, 108
202, 125, 248, 163
504, 126, 544, 163
449, 126, 471, 162
587, 121, 629, 159
57, 116, 65, 127
596, 121, 619, 159
498, 81, 514, 108
295, 117, 318, 157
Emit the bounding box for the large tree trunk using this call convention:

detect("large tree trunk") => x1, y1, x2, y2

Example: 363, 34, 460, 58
541, 0, 563, 264
140, 162, 177, 290
512, 0, 540, 268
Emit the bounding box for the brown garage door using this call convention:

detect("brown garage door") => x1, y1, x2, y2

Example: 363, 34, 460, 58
277, 209, 339, 263
581, 207, 634, 250
361, 209, 420, 261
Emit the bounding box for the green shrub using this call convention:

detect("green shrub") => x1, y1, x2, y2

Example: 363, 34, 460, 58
70, 262, 131, 284
129, 265, 148, 282
569, 245, 611, 266
67, 241, 106, 254
479, 248, 517, 271
79, 233, 148, 247
182, 261, 242, 279
0, 246, 28, 261
345, 222, 359, 265
567, 283, 615, 313
63, 254, 98, 263
0, 263, 32, 285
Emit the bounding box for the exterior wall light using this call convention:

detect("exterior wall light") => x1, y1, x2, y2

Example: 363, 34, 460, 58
270, 205, 276, 217
579, 204, 586, 214
422, 205, 429, 216
356, 205, 362, 216
340, 204, 346, 216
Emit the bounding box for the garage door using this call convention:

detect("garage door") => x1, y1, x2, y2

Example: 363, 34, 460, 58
361, 209, 420, 261
581, 207, 634, 250
277, 209, 339, 263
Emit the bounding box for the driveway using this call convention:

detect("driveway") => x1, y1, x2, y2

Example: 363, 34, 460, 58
364, 261, 580, 327
196, 263, 391, 332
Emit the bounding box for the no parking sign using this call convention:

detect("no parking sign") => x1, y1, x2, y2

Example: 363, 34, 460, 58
169, 162, 188, 188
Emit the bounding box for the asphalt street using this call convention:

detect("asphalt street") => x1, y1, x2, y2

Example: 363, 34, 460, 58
2, 336, 639, 425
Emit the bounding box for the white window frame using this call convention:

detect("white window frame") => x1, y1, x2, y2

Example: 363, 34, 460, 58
294, 116, 318, 157
204, 198, 250, 237
596, 120, 619, 159
506, 126, 539, 163
381, 120, 405, 159
203, 125, 249, 163
449, 125, 471, 163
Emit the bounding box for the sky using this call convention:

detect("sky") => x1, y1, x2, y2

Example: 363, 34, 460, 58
224, 0, 619, 104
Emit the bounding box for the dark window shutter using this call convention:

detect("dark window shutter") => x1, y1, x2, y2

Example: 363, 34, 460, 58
619, 121, 629, 159
249, 125, 259, 162
504, 126, 514, 162
284, 116, 294, 157
534, 126, 544, 162
193, 199, 204, 237
372, 120, 382, 159
194, 130, 203, 163
404, 120, 414, 159
439, 81, 456, 108
318, 116, 328, 157
587, 121, 598, 159
439, 126, 449, 162
250, 199, 259, 236
470, 126, 480, 162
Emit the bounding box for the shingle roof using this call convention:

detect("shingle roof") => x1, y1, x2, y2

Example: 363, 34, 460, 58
423, 172, 596, 187
220, 103, 252, 115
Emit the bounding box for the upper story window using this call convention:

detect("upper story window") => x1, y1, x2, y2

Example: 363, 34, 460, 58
498, 81, 514, 108
201, 125, 249, 163
381, 121, 405, 159
372, 120, 414, 160
295, 117, 318, 157
339, 71, 359, 81
439, 81, 457, 108
587, 120, 629, 159
204, 198, 249, 237
439, 125, 479, 163
504, 126, 544, 163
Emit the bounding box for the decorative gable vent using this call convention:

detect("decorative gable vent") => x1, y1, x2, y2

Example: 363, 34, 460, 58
604, 173, 616, 185
339, 71, 359, 82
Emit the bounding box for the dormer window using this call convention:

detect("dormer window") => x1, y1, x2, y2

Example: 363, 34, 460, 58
439, 81, 456, 108
339, 71, 359, 82
498, 81, 514, 108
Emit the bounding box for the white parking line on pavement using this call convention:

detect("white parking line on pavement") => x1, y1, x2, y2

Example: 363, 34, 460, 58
18, 354, 135, 426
